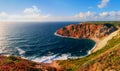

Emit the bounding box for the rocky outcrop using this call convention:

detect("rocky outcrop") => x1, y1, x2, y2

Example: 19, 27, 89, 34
0, 55, 62, 71
56, 23, 118, 41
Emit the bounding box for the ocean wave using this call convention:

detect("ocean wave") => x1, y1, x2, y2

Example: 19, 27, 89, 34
16, 47, 25, 55
31, 53, 70, 63
0, 46, 18, 56
30, 53, 92, 63
8, 38, 27, 42
54, 31, 79, 39
87, 43, 97, 54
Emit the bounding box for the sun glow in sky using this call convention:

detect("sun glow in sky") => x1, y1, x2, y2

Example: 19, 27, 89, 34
0, 0, 120, 21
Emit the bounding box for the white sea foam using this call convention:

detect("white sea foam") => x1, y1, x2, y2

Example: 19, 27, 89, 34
31, 54, 70, 63
53, 31, 97, 61
30, 53, 93, 63
16, 47, 25, 55
29, 41, 97, 63
88, 43, 97, 55
0, 47, 12, 54
0, 31, 97, 64
55, 31, 97, 54
0, 47, 5, 54
54, 31, 79, 39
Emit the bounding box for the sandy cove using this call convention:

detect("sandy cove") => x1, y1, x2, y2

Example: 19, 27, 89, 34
91, 28, 120, 53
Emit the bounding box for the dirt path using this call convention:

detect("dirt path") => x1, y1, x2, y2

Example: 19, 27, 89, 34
37, 61, 63, 71
50, 61, 63, 71
92, 29, 120, 53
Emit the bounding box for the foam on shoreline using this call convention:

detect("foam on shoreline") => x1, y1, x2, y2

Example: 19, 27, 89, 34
31, 53, 93, 63
54, 31, 97, 58
54, 31, 79, 39
54, 28, 120, 58
3, 30, 116, 63
0, 31, 97, 64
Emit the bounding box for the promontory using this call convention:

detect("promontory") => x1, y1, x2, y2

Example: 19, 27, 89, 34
56, 23, 118, 41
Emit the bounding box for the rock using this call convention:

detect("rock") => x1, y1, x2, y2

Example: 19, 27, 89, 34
56, 23, 118, 41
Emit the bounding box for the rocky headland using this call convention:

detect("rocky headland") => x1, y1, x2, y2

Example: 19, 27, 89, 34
56, 23, 118, 52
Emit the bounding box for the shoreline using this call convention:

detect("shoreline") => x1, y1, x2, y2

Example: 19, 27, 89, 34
2, 29, 119, 64
54, 31, 96, 57
54, 29, 120, 58
54, 31, 80, 39
91, 29, 120, 53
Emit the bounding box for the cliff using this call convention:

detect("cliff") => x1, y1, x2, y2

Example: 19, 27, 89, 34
77, 31, 120, 71
0, 55, 60, 71
57, 27, 120, 71
56, 23, 118, 42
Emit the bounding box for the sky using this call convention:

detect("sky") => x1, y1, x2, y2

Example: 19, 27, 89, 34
0, 0, 120, 22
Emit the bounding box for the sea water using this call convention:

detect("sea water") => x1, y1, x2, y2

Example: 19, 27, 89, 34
0, 22, 95, 63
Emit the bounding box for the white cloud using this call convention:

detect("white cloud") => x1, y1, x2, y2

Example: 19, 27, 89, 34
0, 12, 8, 17
0, 6, 50, 22
98, 0, 110, 8
23, 6, 40, 16
109, 11, 116, 16
74, 11, 120, 21
99, 12, 108, 17
0, 5, 120, 22
117, 11, 120, 16
74, 11, 96, 19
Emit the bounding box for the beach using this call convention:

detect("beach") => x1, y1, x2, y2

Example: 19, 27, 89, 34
91, 28, 120, 53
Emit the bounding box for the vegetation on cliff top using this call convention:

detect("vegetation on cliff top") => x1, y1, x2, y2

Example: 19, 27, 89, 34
0, 55, 58, 71
84, 21, 120, 27
0, 56, 41, 71
57, 27, 120, 71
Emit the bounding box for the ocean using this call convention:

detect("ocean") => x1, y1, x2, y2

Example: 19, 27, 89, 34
0, 22, 95, 63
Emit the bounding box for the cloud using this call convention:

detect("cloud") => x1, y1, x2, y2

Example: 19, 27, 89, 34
117, 11, 120, 16
74, 11, 120, 21
0, 6, 50, 21
99, 12, 108, 17
109, 11, 116, 17
98, 0, 110, 8
74, 11, 96, 19
23, 6, 40, 16
0, 5, 120, 21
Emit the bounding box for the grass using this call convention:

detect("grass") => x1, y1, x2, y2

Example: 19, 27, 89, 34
79, 44, 120, 71
57, 28, 120, 71
0, 56, 42, 71
83, 21, 120, 27
0, 55, 59, 71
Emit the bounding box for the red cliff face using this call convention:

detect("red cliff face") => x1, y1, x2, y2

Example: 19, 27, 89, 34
56, 23, 117, 40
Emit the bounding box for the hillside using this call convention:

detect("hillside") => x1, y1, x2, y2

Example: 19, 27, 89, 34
78, 32, 120, 71
0, 56, 58, 71
57, 23, 120, 71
